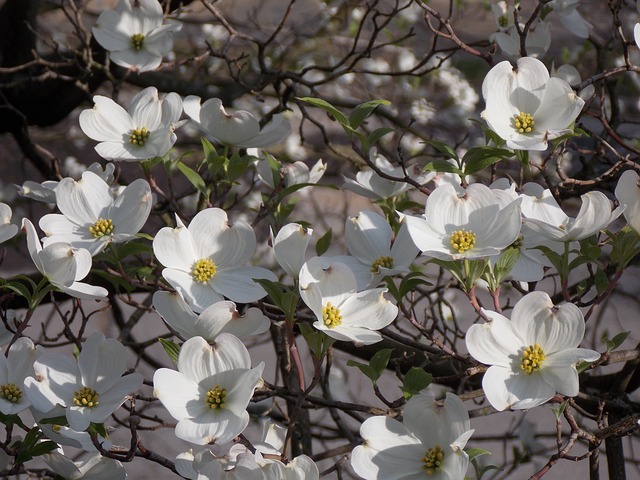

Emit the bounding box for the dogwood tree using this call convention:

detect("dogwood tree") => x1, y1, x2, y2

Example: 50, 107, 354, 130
1, 0, 640, 479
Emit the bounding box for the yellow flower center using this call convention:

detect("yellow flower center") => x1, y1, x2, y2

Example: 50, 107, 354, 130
192, 258, 217, 283
129, 127, 150, 146
130, 33, 145, 51
370, 255, 394, 273
206, 385, 227, 410
0, 383, 23, 403
498, 15, 509, 27
450, 229, 476, 253
513, 112, 535, 134
421, 445, 445, 475
520, 343, 546, 374
322, 302, 342, 328
73, 387, 100, 408
52, 424, 62, 432
89, 217, 114, 238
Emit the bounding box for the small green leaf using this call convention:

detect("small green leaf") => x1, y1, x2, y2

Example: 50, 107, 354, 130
400, 367, 432, 399
297, 97, 348, 125
602, 331, 630, 353
515, 149, 529, 167
349, 99, 390, 130
467, 448, 492, 462
253, 279, 284, 307
423, 160, 463, 175
26, 440, 58, 458
315, 229, 333, 256
398, 272, 432, 298
177, 161, 207, 194
365, 127, 395, 149
424, 140, 459, 160
228, 150, 252, 181
158, 338, 181, 365
594, 268, 609, 295
462, 146, 513, 175
492, 247, 520, 284
347, 348, 393, 385
551, 399, 568, 420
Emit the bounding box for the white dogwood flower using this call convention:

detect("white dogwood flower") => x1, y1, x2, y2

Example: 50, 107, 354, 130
79, 87, 183, 161
299, 257, 398, 345
549, 0, 592, 39
0, 203, 18, 244
615, 170, 640, 235
153, 334, 264, 445
22, 219, 107, 300
183, 96, 290, 148
92, 0, 181, 72
490, 21, 551, 59
39, 171, 152, 256
0, 337, 39, 415
351, 392, 474, 480
272, 223, 313, 278
43, 449, 126, 480
152, 291, 269, 341
481, 57, 585, 151
24, 332, 143, 431
405, 182, 522, 261
466, 291, 600, 411
175, 450, 264, 480
153, 208, 276, 312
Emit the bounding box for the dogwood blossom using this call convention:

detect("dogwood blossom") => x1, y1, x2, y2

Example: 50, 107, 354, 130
342, 148, 433, 200
39, 171, 152, 255
0, 203, 18, 244
405, 182, 522, 261
79, 87, 183, 161
351, 392, 474, 480
22, 219, 107, 300
481, 57, 585, 151
344, 210, 418, 287
272, 223, 312, 278
43, 449, 126, 480
0, 337, 39, 415
253, 149, 325, 189
552, 64, 595, 100
153, 334, 264, 445
152, 207, 276, 312
92, 0, 181, 72
175, 450, 264, 480
152, 291, 269, 341
24, 332, 143, 431
549, 0, 592, 38
183, 96, 290, 148
615, 170, 640, 234
299, 257, 398, 345
466, 291, 600, 411
490, 21, 551, 59
522, 188, 623, 242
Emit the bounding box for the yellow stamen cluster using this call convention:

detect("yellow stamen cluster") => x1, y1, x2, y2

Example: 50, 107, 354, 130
450, 229, 476, 253
370, 255, 394, 273
521, 343, 546, 374
130, 33, 145, 51
73, 387, 100, 408
421, 445, 445, 476
322, 302, 342, 328
498, 15, 509, 27
0, 383, 23, 403
513, 112, 535, 134
129, 127, 150, 146
89, 217, 114, 238
192, 258, 217, 283
206, 385, 227, 410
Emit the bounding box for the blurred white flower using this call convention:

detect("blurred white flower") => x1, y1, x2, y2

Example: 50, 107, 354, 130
490, 21, 551, 59
492, 1, 514, 31
466, 291, 600, 411
183, 97, 290, 148
552, 63, 594, 100
0, 337, 39, 415
0, 203, 18, 244
43, 449, 126, 480
176, 450, 264, 480
549, 0, 592, 39
351, 392, 473, 479
92, 0, 181, 72
39, 171, 152, 255
24, 332, 143, 431
153, 334, 264, 445
152, 207, 276, 312
615, 170, 640, 234
79, 87, 183, 161
481, 57, 585, 151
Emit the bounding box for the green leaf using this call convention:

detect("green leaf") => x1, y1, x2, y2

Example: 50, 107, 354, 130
365, 127, 395, 149
594, 267, 609, 295
297, 97, 348, 125
515, 149, 529, 167
423, 160, 463, 175
253, 279, 284, 307
610, 227, 640, 270
462, 146, 513, 175
88, 422, 109, 439
280, 291, 299, 322
467, 448, 492, 462
25, 440, 58, 458
492, 247, 520, 284
423, 140, 459, 160
349, 99, 390, 130
551, 399, 568, 420
315, 229, 333, 256
177, 161, 207, 194
37, 415, 68, 426
228, 150, 252, 182
158, 338, 181, 365
602, 331, 630, 353
347, 349, 393, 385
398, 272, 432, 298
299, 323, 335, 359
400, 367, 432, 399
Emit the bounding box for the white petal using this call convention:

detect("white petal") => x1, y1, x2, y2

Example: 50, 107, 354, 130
153, 368, 205, 420
177, 334, 251, 384
109, 178, 152, 235
615, 170, 640, 234
153, 218, 197, 270
210, 267, 275, 303
79, 96, 132, 142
